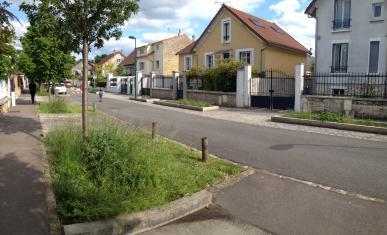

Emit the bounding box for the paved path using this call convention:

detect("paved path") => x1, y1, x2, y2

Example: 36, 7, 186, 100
74, 94, 387, 234
0, 96, 49, 235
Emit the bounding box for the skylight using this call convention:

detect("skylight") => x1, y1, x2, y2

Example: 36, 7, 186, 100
271, 26, 286, 35
250, 19, 265, 28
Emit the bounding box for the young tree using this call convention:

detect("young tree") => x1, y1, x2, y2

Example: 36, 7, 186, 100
53, 0, 139, 142
19, 1, 74, 92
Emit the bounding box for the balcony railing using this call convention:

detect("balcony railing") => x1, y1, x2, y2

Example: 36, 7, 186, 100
332, 19, 351, 30
330, 66, 348, 73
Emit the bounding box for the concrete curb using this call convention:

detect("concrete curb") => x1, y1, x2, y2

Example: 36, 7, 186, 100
38, 113, 82, 119
129, 97, 160, 103
154, 101, 219, 112
271, 116, 387, 135
63, 190, 212, 235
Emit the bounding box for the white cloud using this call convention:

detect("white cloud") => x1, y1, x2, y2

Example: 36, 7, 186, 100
11, 20, 29, 49
269, 0, 315, 53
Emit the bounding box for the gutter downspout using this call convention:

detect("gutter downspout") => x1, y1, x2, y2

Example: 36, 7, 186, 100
260, 45, 269, 72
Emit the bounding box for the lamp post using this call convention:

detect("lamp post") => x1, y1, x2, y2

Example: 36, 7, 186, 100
129, 36, 137, 99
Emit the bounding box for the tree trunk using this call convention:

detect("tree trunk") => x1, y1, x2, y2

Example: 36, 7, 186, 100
82, 38, 89, 143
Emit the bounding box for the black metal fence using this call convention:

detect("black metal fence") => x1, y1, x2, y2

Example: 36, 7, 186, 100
303, 72, 387, 99
187, 77, 203, 90
153, 75, 173, 89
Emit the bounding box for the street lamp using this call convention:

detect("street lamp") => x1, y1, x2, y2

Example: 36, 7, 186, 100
129, 35, 137, 99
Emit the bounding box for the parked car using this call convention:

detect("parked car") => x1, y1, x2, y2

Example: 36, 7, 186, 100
54, 83, 67, 94
64, 81, 72, 88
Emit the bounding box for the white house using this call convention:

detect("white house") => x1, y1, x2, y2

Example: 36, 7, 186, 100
306, 0, 386, 74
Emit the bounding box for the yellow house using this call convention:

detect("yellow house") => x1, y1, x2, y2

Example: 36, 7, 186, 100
177, 4, 309, 75
96, 51, 126, 76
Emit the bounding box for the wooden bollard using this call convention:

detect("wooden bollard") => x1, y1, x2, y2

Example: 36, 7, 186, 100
201, 137, 208, 162
152, 122, 159, 139
93, 103, 96, 112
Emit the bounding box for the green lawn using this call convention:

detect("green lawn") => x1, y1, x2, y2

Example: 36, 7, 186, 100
168, 99, 214, 108
283, 111, 387, 128
36, 90, 49, 96
37, 97, 95, 114
44, 121, 242, 224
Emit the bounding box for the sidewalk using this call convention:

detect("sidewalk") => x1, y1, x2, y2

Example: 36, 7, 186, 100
0, 95, 49, 235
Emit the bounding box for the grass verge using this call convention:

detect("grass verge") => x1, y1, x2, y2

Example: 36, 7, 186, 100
44, 121, 242, 224
37, 90, 49, 96
283, 111, 387, 128
168, 99, 214, 107
37, 97, 95, 114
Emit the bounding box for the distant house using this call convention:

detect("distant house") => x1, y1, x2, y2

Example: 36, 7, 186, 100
96, 51, 126, 75
305, 0, 386, 73
134, 35, 193, 76
119, 50, 136, 76
72, 60, 95, 78
177, 4, 309, 75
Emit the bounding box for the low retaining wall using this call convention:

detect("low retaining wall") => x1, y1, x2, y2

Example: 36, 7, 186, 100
0, 97, 11, 114
302, 95, 387, 120
151, 88, 173, 100
187, 90, 236, 107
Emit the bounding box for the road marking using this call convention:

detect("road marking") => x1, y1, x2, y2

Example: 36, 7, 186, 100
257, 169, 386, 204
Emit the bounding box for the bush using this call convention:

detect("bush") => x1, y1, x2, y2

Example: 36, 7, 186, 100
187, 61, 243, 92
45, 122, 241, 224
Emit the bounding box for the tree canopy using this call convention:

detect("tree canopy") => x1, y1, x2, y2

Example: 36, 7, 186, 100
94, 54, 108, 64
18, 0, 74, 84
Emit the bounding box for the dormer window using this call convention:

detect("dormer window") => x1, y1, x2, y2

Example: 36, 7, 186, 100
333, 0, 351, 30
221, 18, 231, 43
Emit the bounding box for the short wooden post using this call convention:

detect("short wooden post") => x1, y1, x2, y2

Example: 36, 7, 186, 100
201, 137, 208, 162
93, 103, 96, 112
152, 122, 158, 139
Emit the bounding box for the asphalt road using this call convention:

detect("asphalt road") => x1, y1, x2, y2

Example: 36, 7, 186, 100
80, 94, 387, 201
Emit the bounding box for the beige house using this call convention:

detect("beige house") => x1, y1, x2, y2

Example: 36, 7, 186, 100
135, 35, 193, 76
96, 51, 126, 76
177, 4, 309, 75
71, 60, 95, 78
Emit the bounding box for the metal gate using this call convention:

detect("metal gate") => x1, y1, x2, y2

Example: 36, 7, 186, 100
250, 69, 295, 110
141, 75, 150, 96
177, 76, 183, 99
120, 79, 128, 94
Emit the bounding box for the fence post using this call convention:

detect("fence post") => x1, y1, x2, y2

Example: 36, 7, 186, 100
294, 64, 304, 112
150, 72, 155, 98
152, 122, 158, 139
172, 71, 179, 100
201, 137, 208, 162
236, 65, 251, 108
183, 72, 188, 99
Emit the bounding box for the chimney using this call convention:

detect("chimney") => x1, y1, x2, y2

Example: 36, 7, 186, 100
192, 35, 195, 41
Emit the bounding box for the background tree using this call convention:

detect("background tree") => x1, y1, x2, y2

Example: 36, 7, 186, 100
0, 1, 18, 81
53, 0, 139, 142
116, 64, 126, 76
19, 1, 75, 91
94, 54, 108, 64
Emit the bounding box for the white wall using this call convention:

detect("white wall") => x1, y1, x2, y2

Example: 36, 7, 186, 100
315, 0, 387, 73
153, 44, 164, 75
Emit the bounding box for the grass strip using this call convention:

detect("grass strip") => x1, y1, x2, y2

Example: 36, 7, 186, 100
45, 121, 241, 224
167, 99, 214, 108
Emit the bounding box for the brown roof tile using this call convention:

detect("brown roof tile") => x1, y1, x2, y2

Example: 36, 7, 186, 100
119, 50, 136, 66
97, 51, 126, 66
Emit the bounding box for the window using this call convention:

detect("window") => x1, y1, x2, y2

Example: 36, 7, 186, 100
250, 18, 265, 28
156, 45, 160, 51
372, 3, 383, 19
139, 62, 145, 70
236, 49, 253, 65
184, 56, 192, 71
110, 78, 117, 87
331, 43, 348, 73
117, 59, 121, 63
332, 88, 345, 96
333, 0, 351, 30
223, 52, 230, 60
221, 18, 231, 43
369, 41, 380, 73
139, 48, 145, 54
156, 60, 160, 70
205, 53, 214, 68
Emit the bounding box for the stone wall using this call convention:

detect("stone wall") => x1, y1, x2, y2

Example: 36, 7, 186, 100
302, 95, 387, 120
151, 88, 173, 100
0, 97, 11, 114
187, 90, 236, 107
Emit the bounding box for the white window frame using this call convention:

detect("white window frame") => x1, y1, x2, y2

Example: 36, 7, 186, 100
155, 60, 160, 70
204, 52, 215, 68
372, 2, 384, 20
331, 40, 350, 73
367, 38, 381, 74
139, 61, 145, 71
184, 55, 193, 71
221, 18, 231, 44
236, 48, 254, 65
117, 58, 121, 63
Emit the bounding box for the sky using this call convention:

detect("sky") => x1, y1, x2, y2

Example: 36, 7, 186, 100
8, 0, 315, 60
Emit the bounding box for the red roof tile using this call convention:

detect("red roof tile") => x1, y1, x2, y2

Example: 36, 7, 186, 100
119, 50, 136, 66
177, 4, 309, 55
97, 51, 126, 66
